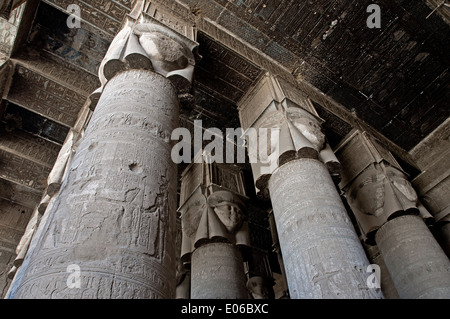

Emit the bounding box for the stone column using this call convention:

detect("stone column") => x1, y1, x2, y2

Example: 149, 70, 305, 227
238, 74, 382, 299
336, 130, 450, 299
434, 217, 450, 258
376, 215, 450, 298
267, 210, 289, 298
363, 241, 399, 299
191, 242, 248, 299
178, 160, 250, 299
9, 11, 198, 299
5, 101, 91, 297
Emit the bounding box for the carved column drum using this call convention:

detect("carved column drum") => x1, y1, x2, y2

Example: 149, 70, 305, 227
11, 69, 179, 299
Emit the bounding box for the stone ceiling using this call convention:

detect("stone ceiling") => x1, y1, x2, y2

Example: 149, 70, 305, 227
177, 0, 449, 151
0, 0, 448, 216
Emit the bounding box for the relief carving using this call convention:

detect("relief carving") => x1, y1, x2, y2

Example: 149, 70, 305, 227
346, 163, 419, 244
180, 190, 250, 263
92, 16, 199, 110
248, 104, 328, 199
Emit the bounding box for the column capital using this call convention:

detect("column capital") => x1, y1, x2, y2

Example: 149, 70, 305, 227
237, 72, 341, 199
89, 2, 199, 111
336, 130, 422, 244
179, 188, 250, 263
178, 155, 250, 263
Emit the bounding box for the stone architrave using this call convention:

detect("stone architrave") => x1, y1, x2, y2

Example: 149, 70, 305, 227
238, 73, 382, 299
336, 130, 450, 299
9, 7, 198, 299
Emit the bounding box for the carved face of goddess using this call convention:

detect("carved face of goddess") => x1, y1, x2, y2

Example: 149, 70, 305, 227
139, 32, 189, 72
213, 201, 244, 234
286, 109, 325, 152
349, 165, 418, 217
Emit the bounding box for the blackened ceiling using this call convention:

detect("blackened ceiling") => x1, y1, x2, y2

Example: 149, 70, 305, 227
177, 0, 450, 151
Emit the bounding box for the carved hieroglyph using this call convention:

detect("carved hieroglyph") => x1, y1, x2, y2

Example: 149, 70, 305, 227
336, 130, 450, 299
345, 163, 419, 243
177, 155, 251, 299
375, 215, 450, 299
269, 159, 383, 299
10, 69, 179, 299
190, 242, 248, 299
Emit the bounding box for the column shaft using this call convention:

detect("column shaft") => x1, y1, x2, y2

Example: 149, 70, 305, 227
190, 242, 248, 299
375, 215, 450, 299
434, 222, 450, 258
269, 158, 381, 299
11, 69, 179, 299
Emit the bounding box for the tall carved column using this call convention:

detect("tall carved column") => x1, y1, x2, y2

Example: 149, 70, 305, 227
5, 101, 91, 297
9, 9, 198, 299
238, 74, 382, 299
336, 130, 450, 299
267, 210, 289, 298
178, 158, 250, 299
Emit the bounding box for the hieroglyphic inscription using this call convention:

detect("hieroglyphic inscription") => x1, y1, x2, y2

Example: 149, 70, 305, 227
0, 3, 25, 55
14, 54, 100, 94
7, 65, 86, 127
18, 248, 173, 298
0, 149, 51, 191
0, 18, 17, 55
0, 179, 42, 209
13, 69, 178, 299
43, 0, 132, 37
0, 130, 60, 168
